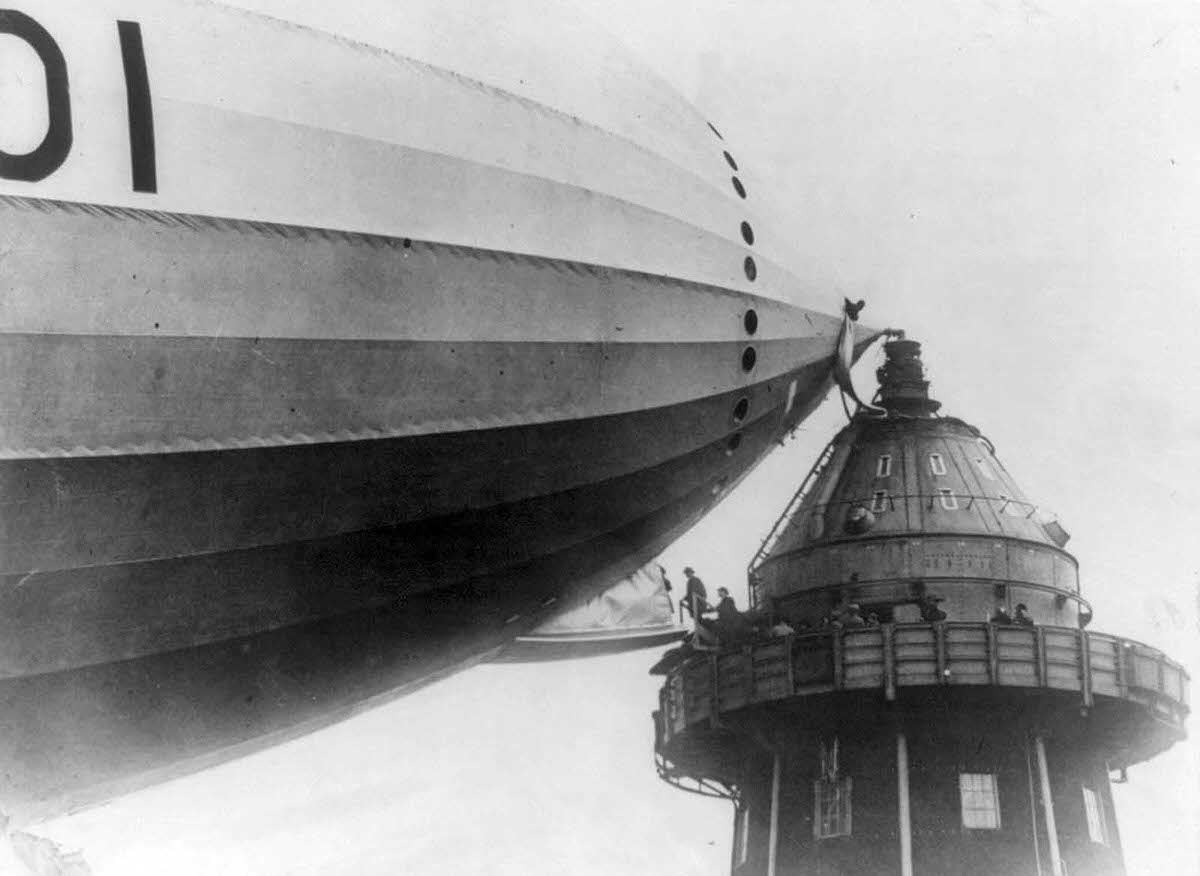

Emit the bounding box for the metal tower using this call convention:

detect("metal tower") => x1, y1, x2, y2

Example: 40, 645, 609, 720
651, 339, 1188, 876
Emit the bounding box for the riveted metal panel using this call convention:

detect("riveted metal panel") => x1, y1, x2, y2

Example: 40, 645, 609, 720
894, 626, 938, 685
792, 636, 835, 689
751, 640, 791, 703
1043, 628, 1082, 691
944, 625, 990, 684
1088, 637, 1120, 697
841, 629, 885, 688
995, 628, 1038, 686
717, 652, 752, 712
684, 660, 713, 725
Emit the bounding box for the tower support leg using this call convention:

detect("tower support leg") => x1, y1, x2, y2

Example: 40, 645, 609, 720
897, 731, 913, 876
1034, 734, 1064, 876
766, 751, 781, 876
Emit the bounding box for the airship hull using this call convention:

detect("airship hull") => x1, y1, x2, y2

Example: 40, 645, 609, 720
2, 325, 842, 678
0, 354, 844, 822
0, 0, 874, 819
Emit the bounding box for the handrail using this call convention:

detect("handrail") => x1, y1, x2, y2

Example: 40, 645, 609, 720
766, 576, 1094, 624
746, 440, 837, 599
654, 751, 736, 800
778, 491, 1049, 522
750, 493, 1068, 569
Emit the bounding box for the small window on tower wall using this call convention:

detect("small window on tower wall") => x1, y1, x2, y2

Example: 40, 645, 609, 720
1083, 786, 1108, 845
938, 488, 958, 510
929, 453, 947, 475
959, 773, 1001, 829
734, 804, 750, 865
814, 777, 852, 839
871, 491, 888, 513
876, 454, 892, 477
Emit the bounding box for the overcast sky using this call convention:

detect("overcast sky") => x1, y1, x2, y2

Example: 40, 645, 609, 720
38, 1, 1200, 873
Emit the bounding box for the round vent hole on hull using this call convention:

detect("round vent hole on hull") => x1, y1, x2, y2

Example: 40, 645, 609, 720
732, 397, 750, 423
731, 177, 746, 198
744, 256, 757, 281
741, 221, 754, 245
743, 309, 758, 335
741, 346, 757, 372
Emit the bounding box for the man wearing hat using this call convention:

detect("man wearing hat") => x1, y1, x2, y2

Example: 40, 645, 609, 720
839, 603, 866, 627
682, 566, 708, 622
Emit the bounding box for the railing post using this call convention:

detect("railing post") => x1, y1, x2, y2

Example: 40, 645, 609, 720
935, 622, 947, 684
1079, 629, 1093, 708
986, 623, 998, 684
710, 654, 722, 729
883, 624, 897, 701
785, 635, 795, 694
1036, 627, 1048, 687
832, 631, 844, 690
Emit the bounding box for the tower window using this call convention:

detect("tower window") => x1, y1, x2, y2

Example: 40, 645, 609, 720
974, 456, 997, 480
1083, 786, 1108, 845
929, 453, 947, 476
734, 804, 750, 864
871, 491, 888, 513
959, 773, 1001, 829
876, 455, 892, 478
938, 489, 958, 510
814, 777, 852, 839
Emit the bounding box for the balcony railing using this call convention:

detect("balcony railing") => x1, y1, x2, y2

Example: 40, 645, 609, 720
657, 623, 1189, 756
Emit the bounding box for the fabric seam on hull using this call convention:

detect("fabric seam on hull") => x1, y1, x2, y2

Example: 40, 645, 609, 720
195, 0, 736, 205
0, 194, 821, 318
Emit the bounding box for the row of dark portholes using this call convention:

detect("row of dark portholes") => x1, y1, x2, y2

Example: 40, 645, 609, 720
708, 121, 757, 284
709, 122, 760, 466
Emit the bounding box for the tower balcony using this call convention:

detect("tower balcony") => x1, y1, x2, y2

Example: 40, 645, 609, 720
653, 622, 1189, 787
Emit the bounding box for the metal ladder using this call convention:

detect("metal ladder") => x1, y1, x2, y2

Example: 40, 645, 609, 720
745, 439, 837, 594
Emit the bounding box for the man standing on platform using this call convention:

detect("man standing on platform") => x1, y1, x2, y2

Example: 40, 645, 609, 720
682, 566, 708, 624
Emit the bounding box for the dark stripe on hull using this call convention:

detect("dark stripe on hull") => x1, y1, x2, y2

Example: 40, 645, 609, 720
0, 360, 835, 677
0, 452, 762, 824
2, 365, 822, 575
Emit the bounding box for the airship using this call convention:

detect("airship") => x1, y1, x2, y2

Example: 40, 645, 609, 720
0, 0, 878, 821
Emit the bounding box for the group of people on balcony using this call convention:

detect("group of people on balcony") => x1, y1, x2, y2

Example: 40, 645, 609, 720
672, 565, 1039, 656
992, 603, 1035, 626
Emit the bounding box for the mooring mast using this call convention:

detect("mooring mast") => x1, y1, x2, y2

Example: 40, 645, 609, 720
651, 339, 1188, 876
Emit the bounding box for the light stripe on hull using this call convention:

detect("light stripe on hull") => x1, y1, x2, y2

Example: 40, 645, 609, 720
1, 331, 833, 454
0, 195, 830, 346
0, 195, 843, 455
